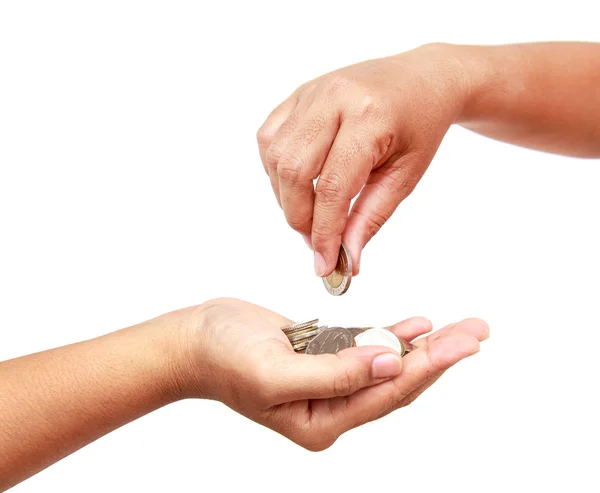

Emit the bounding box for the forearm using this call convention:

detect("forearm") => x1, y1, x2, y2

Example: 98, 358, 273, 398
450, 41, 600, 157
0, 319, 182, 491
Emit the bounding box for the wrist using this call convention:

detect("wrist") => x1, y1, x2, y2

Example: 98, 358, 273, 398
444, 43, 516, 124
149, 303, 216, 401
121, 314, 196, 404
393, 43, 473, 124
410, 42, 504, 124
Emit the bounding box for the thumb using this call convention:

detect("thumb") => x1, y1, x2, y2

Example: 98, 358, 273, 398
266, 345, 403, 406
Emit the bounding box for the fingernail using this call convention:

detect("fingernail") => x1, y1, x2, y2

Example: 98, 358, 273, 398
372, 353, 402, 379
314, 251, 327, 277
301, 233, 312, 250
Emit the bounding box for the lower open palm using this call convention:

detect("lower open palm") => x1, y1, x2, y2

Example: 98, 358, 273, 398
176, 298, 488, 450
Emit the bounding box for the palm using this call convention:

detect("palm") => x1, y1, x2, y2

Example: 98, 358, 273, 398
187, 298, 488, 450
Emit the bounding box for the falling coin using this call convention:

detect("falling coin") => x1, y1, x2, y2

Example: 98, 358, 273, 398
323, 243, 352, 296
354, 327, 405, 355
305, 327, 354, 355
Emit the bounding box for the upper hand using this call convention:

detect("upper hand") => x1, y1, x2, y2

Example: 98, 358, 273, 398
170, 298, 488, 451
257, 43, 469, 276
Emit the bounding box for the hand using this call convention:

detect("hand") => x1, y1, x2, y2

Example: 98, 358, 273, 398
257, 43, 469, 276
172, 298, 489, 450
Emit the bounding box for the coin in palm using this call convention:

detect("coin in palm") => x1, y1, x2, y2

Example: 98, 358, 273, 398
305, 327, 354, 354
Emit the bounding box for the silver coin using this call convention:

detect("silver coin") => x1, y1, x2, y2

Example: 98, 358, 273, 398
305, 327, 354, 355
346, 327, 372, 337
347, 327, 414, 354
281, 319, 318, 334
285, 325, 320, 339
288, 327, 322, 343
323, 243, 352, 296
354, 327, 404, 355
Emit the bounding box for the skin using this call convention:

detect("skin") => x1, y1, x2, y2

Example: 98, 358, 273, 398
0, 298, 488, 491
256, 41, 600, 276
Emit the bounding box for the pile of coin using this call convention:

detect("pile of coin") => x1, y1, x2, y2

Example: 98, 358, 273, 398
281, 319, 328, 353
281, 319, 415, 356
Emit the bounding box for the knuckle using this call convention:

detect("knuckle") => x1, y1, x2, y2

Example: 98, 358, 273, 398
362, 208, 388, 239
375, 389, 400, 417
374, 130, 395, 160
376, 166, 420, 199
286, 211, 312, 232
311, 221, 339, 240
397, 176, 420, 195
332, 366, 359, 397
325, 75, 350, 97
256, 124, 275, 148
265, 144, 282, 173
277, 154, 304, 184
315, 173, 344, 204
356, 95, 378, 118
391, 378, 412, 402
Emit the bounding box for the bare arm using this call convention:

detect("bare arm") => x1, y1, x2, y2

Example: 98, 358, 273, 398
456, 41, 600, 158
0, 319, 181, 490
0, 299, 488, 490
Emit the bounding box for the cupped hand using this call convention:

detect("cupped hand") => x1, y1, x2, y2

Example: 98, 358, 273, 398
257, 43, 469, 276
172, 298, 488, 451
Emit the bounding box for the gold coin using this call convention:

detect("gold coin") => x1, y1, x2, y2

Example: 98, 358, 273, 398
293, 343, 310, 353
323, 243, 352, 296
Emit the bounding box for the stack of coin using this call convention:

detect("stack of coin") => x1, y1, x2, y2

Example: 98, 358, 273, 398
281, 321, 416, 356
281, 319, 327, 353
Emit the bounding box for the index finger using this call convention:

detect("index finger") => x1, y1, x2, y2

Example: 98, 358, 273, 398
256, 96, 299, 175
277, 108, 339, 238
311, 125, 380, 276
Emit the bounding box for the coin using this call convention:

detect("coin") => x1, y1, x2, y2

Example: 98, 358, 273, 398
347, 327, 415, 354
282, 319, 319, 334
293, 341, 310, 352
288, 327, 322, 343
323, 243, 352, 296
305, 327, 354, 355
402, 339, 416, 353
346, 327, 372, 337
354, 327, 404, 355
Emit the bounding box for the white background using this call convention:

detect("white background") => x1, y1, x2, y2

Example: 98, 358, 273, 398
1, 1, 599, 491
